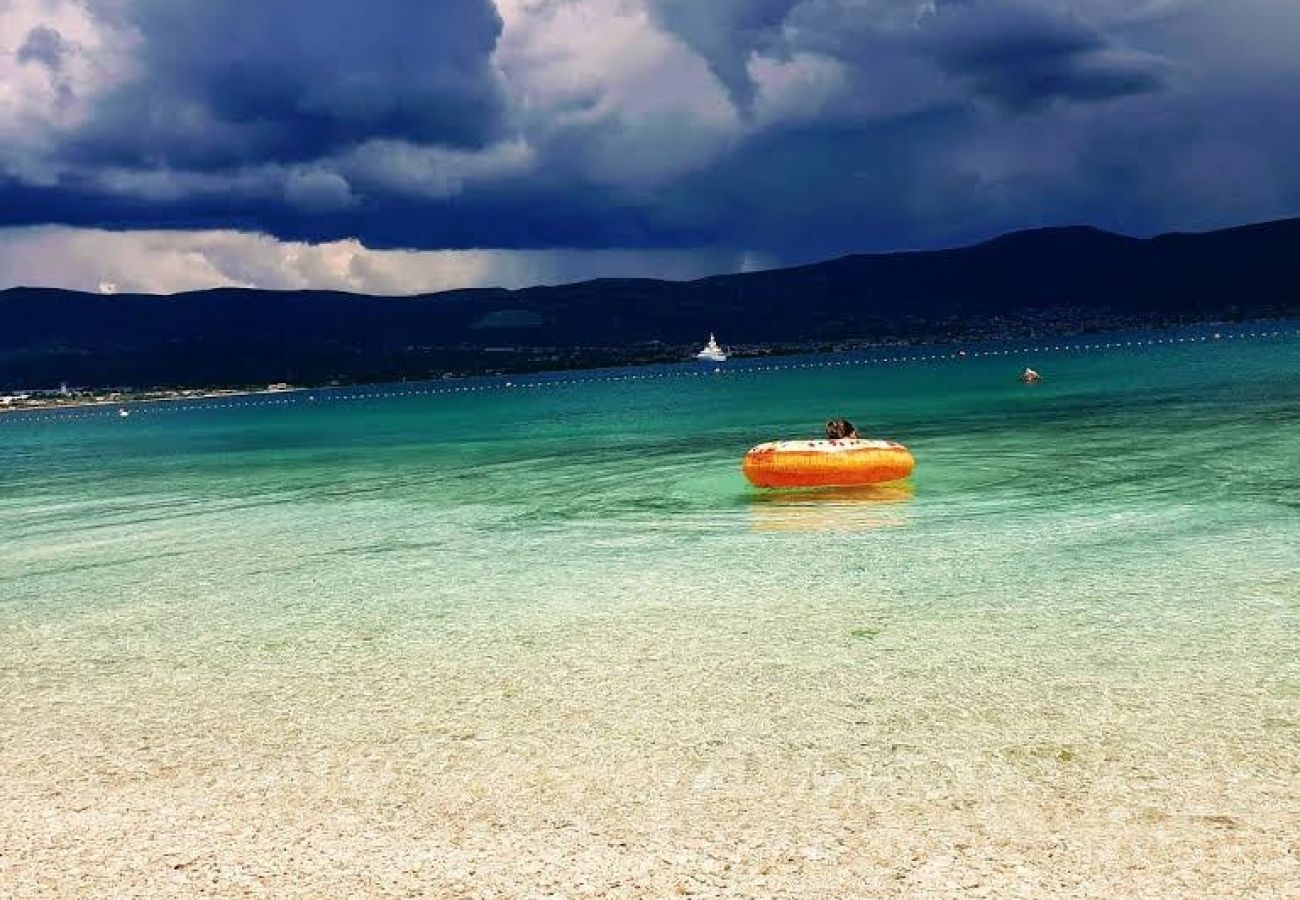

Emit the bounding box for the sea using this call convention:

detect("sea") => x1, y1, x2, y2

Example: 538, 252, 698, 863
2, 323, 1298, 897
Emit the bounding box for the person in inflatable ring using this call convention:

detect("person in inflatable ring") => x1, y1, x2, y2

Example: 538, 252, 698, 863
826, 418, 859, 440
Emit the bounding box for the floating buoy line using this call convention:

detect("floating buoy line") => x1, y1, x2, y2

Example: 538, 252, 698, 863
4, 324, 1297, 424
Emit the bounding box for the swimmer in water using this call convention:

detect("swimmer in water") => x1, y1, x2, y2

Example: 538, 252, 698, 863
826, 418, 859, 440
1018, 367, 1041, 384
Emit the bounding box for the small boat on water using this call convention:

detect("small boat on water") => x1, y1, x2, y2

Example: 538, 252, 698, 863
696, 334, 728, 363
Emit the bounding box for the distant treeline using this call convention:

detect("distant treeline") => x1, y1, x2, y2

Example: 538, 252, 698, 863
2, 218, 1297, 388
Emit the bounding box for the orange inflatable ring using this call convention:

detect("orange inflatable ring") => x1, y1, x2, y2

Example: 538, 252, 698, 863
742, 439, 915, 488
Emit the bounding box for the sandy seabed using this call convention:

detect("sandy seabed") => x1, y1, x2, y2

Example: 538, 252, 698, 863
6, 327, 1300, 897
3, 605, 1297, 900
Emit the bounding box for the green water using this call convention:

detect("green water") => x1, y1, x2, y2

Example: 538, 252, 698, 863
2, 325, 1298, 894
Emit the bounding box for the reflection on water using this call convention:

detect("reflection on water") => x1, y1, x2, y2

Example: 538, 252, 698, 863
747, 481, 915, 532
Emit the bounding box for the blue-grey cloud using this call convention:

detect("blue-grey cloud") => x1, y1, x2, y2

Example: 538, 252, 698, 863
17, 25, 71, 70
922, 1, 1166, 110
0, 0, 1297, 290
647, 0, 802, 112
15, 23, 76, 108
66, 0, 507, 171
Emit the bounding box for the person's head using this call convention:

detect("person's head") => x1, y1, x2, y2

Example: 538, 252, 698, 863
826, 418, 857, 440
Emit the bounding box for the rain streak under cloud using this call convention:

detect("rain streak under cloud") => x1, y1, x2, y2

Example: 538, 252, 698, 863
0, 0, 1297, 293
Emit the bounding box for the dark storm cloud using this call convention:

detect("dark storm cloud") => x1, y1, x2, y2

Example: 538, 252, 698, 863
0, 168, 704, 252
67, 0, 507, 170
647, 0, 803, 112
652, 107, 1012, 261
1, 0, 1298, 276
921, 1, 1166, 110
17, 25, 71, 70
657, 0, 1169, 114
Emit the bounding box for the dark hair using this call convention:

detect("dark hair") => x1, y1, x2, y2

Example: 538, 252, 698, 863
826, 418, 857, 440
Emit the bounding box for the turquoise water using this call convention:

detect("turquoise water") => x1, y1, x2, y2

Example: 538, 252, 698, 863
2, 325, 1298, 895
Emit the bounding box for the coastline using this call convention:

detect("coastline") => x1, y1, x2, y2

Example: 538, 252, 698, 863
3, 315, 1295, 417
0, 384, 308, 415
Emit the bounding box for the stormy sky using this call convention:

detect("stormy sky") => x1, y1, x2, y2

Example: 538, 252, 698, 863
1, 0, 1297, 293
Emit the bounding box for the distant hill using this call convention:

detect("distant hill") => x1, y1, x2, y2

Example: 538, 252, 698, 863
2, 218, 1297, 388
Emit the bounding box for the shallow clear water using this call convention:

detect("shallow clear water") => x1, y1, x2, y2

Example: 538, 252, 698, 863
2, 325, 1298, 896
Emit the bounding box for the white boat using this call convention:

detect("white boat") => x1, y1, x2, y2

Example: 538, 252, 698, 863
696, 333, 728, 362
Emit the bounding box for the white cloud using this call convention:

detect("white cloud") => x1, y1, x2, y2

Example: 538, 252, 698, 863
0, 0, 138, 176
0, 0, 1295, 270
0, 226, 751, 294
495, 0, 741, 187
339, 139, 535, 198
749, 52, 848, 126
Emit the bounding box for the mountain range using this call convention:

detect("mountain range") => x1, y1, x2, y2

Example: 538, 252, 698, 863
2, 217, 1297, 388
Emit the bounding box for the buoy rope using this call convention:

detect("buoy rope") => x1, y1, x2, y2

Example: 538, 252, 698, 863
3, 324, 1297, 423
